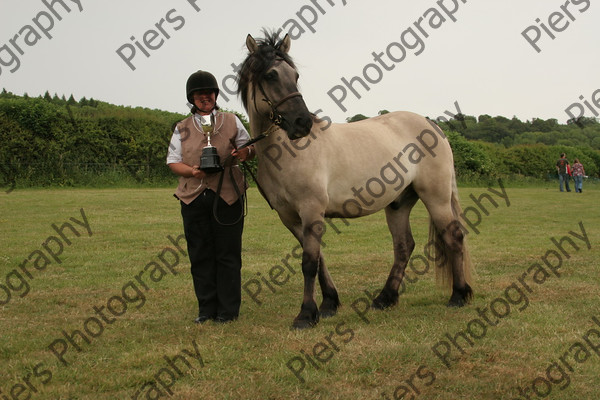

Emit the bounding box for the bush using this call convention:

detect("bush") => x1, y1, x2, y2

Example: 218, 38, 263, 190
1, 92, 599, 188
447, 131, 495, 178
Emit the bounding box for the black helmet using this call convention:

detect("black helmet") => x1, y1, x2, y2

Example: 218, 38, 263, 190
186, 70, 219, 103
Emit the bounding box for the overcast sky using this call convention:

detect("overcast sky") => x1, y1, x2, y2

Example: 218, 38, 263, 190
1, 0, 598, 126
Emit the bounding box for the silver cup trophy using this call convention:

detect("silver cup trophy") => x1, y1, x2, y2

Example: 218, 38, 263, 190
199, 115, 223, 173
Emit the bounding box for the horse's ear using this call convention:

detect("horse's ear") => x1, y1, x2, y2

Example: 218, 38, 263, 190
280, 34, 291, 54
246, 34, 258, 54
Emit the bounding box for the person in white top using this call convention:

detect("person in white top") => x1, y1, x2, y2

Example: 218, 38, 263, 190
166, 70, 255, 324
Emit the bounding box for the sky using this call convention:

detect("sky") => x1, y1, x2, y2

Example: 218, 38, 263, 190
0, 0, 599, 126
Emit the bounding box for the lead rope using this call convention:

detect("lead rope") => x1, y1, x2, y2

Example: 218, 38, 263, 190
211, 126, 276, 225
213, 155, 245, 226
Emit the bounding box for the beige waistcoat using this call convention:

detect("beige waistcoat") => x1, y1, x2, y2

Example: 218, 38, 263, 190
174, 112, 246, 205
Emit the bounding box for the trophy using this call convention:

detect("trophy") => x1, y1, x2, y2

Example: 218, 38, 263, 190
199, 114, 223, 173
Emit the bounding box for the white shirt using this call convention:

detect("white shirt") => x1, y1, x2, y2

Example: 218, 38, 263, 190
166, 110, 251, 164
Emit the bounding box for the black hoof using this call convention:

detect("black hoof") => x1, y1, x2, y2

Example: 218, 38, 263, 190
319, 296, 340, 318
292, 317, 319, 330
447, 298, 466, 308
371, 288, 398, 310
292, 304, 320, 329
319, 308, 337, 318
447, 284, 473, 307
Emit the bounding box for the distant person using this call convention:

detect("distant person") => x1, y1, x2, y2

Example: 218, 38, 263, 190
556, 153, 571, 192
571, 158, 586, 193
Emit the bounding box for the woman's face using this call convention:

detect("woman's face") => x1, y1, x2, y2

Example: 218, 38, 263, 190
193, 90, 216, 115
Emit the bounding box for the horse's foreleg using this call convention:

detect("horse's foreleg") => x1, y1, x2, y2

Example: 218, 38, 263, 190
424, 201, 473, 308
292, 218, 325, 329
317, 254, 340, 318
440, 219, 472, 307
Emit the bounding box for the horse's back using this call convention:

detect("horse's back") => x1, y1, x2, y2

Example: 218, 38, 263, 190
313, 111, 454, 217
320, 111, 453, 173
326, 111, 439, 138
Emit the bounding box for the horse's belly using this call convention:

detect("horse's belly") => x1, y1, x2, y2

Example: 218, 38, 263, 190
325, 173, 412, 218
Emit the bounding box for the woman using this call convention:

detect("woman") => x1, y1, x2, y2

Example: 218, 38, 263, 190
166, 70, 255, 323
571, 158, 586, 193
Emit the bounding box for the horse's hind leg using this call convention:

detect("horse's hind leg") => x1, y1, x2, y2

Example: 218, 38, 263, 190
372, 188, 419, 309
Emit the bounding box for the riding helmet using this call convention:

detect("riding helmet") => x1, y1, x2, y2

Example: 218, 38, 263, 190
186, 70, 220, 103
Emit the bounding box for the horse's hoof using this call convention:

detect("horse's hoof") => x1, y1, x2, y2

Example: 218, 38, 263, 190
371, 301, 386, 310
448, 285, 473, 307
292, 307, 320, 329
447, 299, 466, 308
371, 290, 398, 310
319, 308, 337, 318
292, 318, 318, 330
319, 297, 340, 318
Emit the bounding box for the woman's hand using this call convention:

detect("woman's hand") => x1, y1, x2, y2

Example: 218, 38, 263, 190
232, 147, 251, 162
168, 162, 206, 179
191, 165, 206, 179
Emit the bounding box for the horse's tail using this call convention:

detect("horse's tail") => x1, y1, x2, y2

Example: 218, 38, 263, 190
429, 174, 473, 292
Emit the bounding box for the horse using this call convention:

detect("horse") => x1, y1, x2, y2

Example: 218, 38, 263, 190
238, 31, 472, 329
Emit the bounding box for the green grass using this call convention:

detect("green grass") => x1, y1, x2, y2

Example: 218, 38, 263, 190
0, 184, 599, 399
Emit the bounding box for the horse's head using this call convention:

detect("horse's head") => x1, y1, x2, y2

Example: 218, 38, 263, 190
238, 32, 313, 140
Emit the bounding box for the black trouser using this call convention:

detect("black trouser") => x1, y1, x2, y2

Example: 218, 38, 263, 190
181, 190, 244, 319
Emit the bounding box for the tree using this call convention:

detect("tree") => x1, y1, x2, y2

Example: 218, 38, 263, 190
346, 114, 368, 123
531, 118, 552, 132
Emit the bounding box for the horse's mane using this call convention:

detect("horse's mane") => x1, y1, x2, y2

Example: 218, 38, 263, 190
237, 30, 296, 111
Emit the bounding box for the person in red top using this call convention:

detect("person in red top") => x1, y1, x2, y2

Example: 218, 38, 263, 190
555, 153, 571, 192
571, 158, 586, 193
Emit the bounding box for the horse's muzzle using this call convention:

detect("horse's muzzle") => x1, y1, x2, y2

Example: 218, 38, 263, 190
287, 115, 313, 139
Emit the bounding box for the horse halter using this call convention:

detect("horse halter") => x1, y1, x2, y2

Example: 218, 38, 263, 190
255, 61, 303, 127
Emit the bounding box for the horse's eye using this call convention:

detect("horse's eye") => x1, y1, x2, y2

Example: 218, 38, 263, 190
265, 71, 278, 81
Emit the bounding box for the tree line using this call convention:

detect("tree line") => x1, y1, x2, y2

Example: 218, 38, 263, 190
349, 110, 600, 181
0, 90, 184, 188
1, 90, 599, 190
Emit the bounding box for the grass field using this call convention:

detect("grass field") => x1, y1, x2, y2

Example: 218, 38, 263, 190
1, 182, 599, 400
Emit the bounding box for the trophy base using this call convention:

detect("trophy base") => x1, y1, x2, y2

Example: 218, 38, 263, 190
200, 146, 223, 174
200, 165, 224, 174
